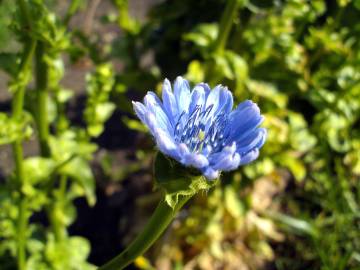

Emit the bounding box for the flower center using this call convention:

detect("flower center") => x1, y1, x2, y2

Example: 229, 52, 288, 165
174, 105, 228, 154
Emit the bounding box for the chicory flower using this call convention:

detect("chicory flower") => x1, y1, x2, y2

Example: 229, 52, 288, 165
133, 76, 267, 180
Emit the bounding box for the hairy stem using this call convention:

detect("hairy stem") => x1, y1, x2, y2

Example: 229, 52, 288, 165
98, 195, 192, 270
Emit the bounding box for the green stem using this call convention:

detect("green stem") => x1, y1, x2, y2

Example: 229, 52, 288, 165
54, 175, 68, 241
212, 0, 241, 53
206, 0, 242, 83
16, 198, 28, 270
98, 195, 192, 270
18, 0, 32, 30
46, 204, 65, 241
45, 175, 67, 242
12, 44, 36, 119
13, 2, 36, 268
35, 42, 51, 157
11, 38, 37, 270
45, 176, 67, 242
35, 42, 65, 242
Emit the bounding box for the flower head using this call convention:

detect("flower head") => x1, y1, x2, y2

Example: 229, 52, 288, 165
133, 76, 267, 180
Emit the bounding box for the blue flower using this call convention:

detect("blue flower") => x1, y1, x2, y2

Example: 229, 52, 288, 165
133, 76, 267, 180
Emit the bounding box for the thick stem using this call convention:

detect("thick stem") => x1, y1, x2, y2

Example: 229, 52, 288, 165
11, 39, 37, 270
98, 195, 192, 270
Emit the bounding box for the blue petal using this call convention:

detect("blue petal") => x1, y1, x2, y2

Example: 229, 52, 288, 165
209, 142, 240, 171
196, 83, 211, 99
208, 142, 236, 163
174, 76, 191, 114
204, 85, 221, 118
177, 143, 209, 168
225, 100, 264, 142
202, 167, 219, 180
153, 128, 180, 159
256, 128, 267, 149
188, 85, 206, 115
183, 153, 209, 168
204, 86, 233, 133
132, 101, 147, 123
161, 79, 178, 124
202, 145, 212, 156
144, 92, 173, 133
236, 128, 267, 154
144, 112, 159, 134
206, 85, 233, 112
178, 143, 189, 154
216, 86, 233, 114
239, 148, 259, 165
213, 153, 240, 171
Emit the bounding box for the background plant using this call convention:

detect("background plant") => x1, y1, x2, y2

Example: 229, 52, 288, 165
0, 0, 114, 269
109, 0, 360, 269
0, 0, 360, 270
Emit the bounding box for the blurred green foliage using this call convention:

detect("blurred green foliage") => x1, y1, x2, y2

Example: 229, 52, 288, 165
1, 0, 360, 269
108, 0, 360, 269
0, 0, 111, 269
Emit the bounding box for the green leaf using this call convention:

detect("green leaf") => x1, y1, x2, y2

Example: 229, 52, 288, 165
183, 23, 218, 49
122, 116, 148, 133
49, 132, 97, 162
45, 234, 95, 270
23, 157, 56, 184
154, 152, 217, 208
224, 50, 248, 88
60, 158, 96, 206
355, 0, 360, 9
224, 186, 245, 218
277, 152, 306, 182
246, 80, 288, 108
0, 112, 33, 145
87, 102, 116, 137
84, 63, 115, 138
266, 211, 318, 237
185, 60, 205, 83
288, 112, 317, 152
95, 103, 115, 122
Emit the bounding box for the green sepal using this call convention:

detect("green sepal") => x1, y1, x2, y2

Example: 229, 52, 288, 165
154, 152, 218, 209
